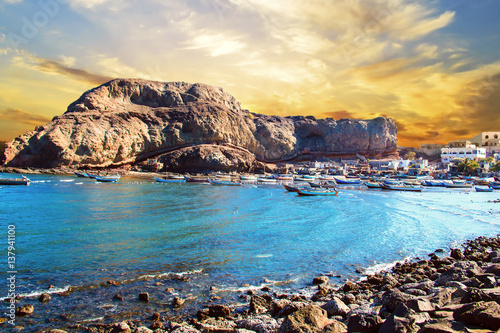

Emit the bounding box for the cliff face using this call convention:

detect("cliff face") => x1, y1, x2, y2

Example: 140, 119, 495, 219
2, 79, 397, 170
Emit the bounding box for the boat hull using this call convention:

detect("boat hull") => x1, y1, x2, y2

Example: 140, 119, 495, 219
0, 178, 30, 185
296, 188, 339, 196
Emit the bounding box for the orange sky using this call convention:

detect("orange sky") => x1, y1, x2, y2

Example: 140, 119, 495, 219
1, 0, 499, 147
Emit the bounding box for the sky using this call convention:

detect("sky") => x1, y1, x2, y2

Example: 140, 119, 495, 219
0, 0, 499, 147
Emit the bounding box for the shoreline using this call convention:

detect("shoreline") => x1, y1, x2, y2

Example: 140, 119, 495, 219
7, 235, 500, 332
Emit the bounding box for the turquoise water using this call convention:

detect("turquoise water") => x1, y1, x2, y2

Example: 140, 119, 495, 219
1, 173, 500, 329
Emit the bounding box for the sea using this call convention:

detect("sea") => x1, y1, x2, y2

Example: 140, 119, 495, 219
1, 173, 500, 331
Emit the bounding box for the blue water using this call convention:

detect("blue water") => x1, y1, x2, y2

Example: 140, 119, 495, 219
1, 173, 500, 329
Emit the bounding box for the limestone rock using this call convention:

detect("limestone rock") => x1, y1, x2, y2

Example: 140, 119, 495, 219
321, 297, 350, 318
15, 304, 34, 316
2, 79, 398, 170
278, 305, 332, 333
347, 314, 383, 333
110, 322, 132, 333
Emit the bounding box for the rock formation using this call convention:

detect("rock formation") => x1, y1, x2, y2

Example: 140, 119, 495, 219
1, 79, 398, 171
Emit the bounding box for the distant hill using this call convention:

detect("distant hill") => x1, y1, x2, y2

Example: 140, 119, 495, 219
1, 79, 398, 171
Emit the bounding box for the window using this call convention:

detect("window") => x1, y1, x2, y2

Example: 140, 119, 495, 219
495, 134, 498, 139
485, 135, 489, 139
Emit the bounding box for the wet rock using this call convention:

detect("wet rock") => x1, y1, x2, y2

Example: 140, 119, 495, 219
321, 297, 350, 318
15, 304, 34, 316
150, 321, 163, 330
151, 313, 161, 321
341, 294, 356, 305
236, 314, 280, 333
114, 294, 124, 301
208, 304, 232, 318
271, 299, 291, 316
138, 292, 150, 302
450, 248, 464, 260
173, 297, 185, 308
110, 322, 132, 333
38, 293, 51, 303
173, 275, 191, 282
278, 305, 331, 333
312, 276, 329, 285
322, 320, 348, 333
343, 282, 358, 293
378, 303, 425, 333
312, 284, 331, 301
347, 314, 383, 333
170, 326, 201, 333
250, 295, 271, 314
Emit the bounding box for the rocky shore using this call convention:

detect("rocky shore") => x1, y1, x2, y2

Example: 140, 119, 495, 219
27, 235, 500, 332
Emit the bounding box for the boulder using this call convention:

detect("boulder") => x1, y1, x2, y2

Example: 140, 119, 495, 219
15, 304, 34, 316
453, 301, 500, 330
313, 276, 330, 285
236, 315, 280, 333
208, 304, 232, 319
347, 314, 383, 333
110, 322, 132, 333
278, 305, 332, 333
250, 295, 272, 314
321, 297, 350, 317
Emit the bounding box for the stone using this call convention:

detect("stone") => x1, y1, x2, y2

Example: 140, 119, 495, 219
38, 293, 51, 303
347, 314, 383, 333
278, 301, 309, 318
2, 79, 398, 171
133, 327, 154, 333
429, 288, 453, 308
271, 299, 291, 316
378, 303, 422, 333
110, 322, 132, 333
322, 320, 348, 333
236, 314, 280, 333
381, 289, 411, 312
166, 287, 175, 293
418, 320, 469, 332
170, 325, 201, 333
150, 321, 163, 330
250, 295, 271, 314
208, 304, 232, 318
173, 297, 185, 308
15, 304, 34, 316
313, 276, 330, 285
342, 294, 356, 305
278, 305, 332, 333
453, 301, 500, 330
138, 292, 149, 302
450, 249, 464, 260
322, 297, 350, 318
113, 294, 124, 301
406, 298, 435, 312
195, 318, 236, 333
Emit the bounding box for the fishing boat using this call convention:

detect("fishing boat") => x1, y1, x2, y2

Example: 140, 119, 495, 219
296, 188, 339, 196
240, 175, 258, 181
154, 176, 185, 183
490, 184, 500, 190
475, 186, 493, 192
257, 177, 277, 183
443, 181, 473, 189
167, 174, 185, 180
284, 184, 301, 192
309, 181, 337, 189
422, 180, 445, 187
209, 179, 241, 186
87, 173, 99, 179
273, 174, 294, 181
74, 171, 89, 178
184, 176, 209, 183
382, 184, 422, 192
95, 175, 120, 183
333, 176, 361, 184
364, 181, 383, 189
0, 176, 30, 185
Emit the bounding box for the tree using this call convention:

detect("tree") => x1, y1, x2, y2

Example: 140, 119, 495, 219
456, 158, 479, 175
491, 162, 500, 172
404, 151, 416, 160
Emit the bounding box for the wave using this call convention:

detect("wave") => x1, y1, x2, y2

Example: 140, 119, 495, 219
0, 285, 72, 301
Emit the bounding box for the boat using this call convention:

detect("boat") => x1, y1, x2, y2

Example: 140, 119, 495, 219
364, 181, 383, 189
273, 174, 294, 181
257, 177, 277, 183
184, 176, 209, 183
240, 175, 258, 181
333, 176, 361, 184
443, 181, 473, 189
87, 173, 99, 179
382, 184, 422, 192
0, 176, 30, 185
475, 186, 493, 192
309, 181, 337, 189
284, 184, 301, 192
296, 188, 339, 196
490, 184, 500, 190
423, 180, 445, 187
154, 176, 185, 183
209, 179, 241, 186
95, 175, 120, 183
74, 171, 89, 178
167, 174, 185, 180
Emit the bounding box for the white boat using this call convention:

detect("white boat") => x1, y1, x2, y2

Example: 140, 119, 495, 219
0, 176, 30, 185
382, 184, 422, 192
240, 175, 258, 181
444, 181, 473, 188
95, 175, 121, 183
257, 177, 277, 183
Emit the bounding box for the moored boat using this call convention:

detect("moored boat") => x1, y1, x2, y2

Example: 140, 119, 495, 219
257, 177, 277, 183
475, 186, 493, 192
209, 179, 241, 186
95, 175, 120, 183
296, 188, 339, 196
184, 176, 209, 183
154, 176, 185, 183
240, 175, 258, 181
364, 181, 383, 189
443, 181, 473, 189
333, 176, 361, 184
74, 171, 89, 178
0, 176, 30, 185
382, 184, 422, 192
273, 174, 294, 181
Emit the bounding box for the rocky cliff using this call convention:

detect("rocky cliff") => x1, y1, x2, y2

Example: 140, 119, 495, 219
2, 79, 398, 171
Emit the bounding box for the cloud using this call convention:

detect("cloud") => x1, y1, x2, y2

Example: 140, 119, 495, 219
323, 110, 358, 120
0, 108, 51, 126
12, 51, 113, 85
185, 32, 247, 56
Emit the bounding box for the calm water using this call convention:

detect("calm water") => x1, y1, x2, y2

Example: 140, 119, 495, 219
1, 173, 500, 330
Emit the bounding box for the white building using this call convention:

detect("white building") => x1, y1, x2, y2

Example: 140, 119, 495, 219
441, 146, 487, 163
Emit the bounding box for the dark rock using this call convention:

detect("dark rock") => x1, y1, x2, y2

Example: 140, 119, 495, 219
341, 294, 356, 305
278, 301, 309, 318
15, 304, 34, 316
138, 292, 150, 302
113, 294, 124, 301
271, 299, 291, 317
173, 297, 185, 308
250, 295, 271, 314
236, 315, 280, 333
347, 314, 383, 333
173, 275, 191, 282
450, 249, 464, 260
453, 301, 500, 330
278, 305, 331, 333
151, 312, 161, 321
378, 303, 427, 333
38, 293, 51, 303
343, 282, 358, 293
406, 298, 435, 312
322, 320, 348, 333
418, 320, 469, 332
110, 322, 131, 333
208, 304, 232, 318
381, 289, 411, 312
150, 321, 163, 330
312, 276, 329, 285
